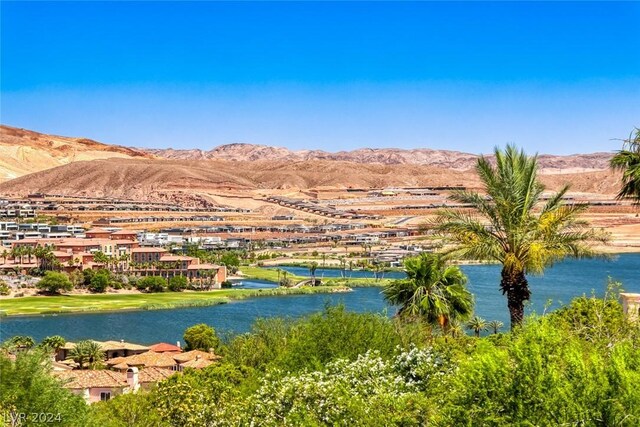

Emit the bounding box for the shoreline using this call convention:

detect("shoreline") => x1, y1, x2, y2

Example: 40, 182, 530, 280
0, 286, 352, 318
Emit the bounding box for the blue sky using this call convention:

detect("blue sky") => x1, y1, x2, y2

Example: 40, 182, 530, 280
1, 1, 638, 154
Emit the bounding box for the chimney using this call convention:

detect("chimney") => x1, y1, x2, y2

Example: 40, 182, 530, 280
176, 341, 181, 349
126, 367, 139, 392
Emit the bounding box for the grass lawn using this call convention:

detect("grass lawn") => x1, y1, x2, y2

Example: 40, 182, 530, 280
239, 265, 306, 283
0, 286, 350, 317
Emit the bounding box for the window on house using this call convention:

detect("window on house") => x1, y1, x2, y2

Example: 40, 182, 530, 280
100, 392, 111, 401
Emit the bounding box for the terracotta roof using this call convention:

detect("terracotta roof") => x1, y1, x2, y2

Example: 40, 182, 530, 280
159, 255, 194, 262
131, 247, 167, 253
187, 263, 220, 270
51, 361, 74, 371
105, 356, 128, 366
149, 342, 182, 353
173, 350, 220, 364
139, 367, 177, 383
100, 340, 149, 352
180, 358, 215, 369
55, 370, 128, 389
114, 351, 177, 368
111, 362, 130, 371
110, 230, 140, 235
85, 228, 112, 234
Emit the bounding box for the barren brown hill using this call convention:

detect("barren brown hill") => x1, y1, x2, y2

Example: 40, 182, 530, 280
0, 157, 620, 203
0, 125, 153, 183
145, 143, 613, 172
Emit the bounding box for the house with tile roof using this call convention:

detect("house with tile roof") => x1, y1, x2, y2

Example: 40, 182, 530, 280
54, 367, 176, 403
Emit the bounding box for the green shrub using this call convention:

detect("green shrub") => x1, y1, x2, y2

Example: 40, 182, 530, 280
168, 275, 188, 292
0, 280, 10, 295
89, 273, 109, 293
184, 324, 220, 352
36, 272, 73, 294
137, 276, 168, 293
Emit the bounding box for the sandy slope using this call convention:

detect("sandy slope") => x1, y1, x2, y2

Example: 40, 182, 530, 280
0, 125, 152, 183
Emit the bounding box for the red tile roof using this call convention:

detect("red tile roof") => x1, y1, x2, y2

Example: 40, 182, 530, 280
149, 342, 182, 353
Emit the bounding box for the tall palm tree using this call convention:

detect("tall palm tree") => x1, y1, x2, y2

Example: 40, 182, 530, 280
1, 249, 7, 265
487, 320, 504, 335
309, 262, 318, 285
433, 145, 605, 328
610, 128, 640, 204
383, 253, 473, 332
466, 316, 488, 337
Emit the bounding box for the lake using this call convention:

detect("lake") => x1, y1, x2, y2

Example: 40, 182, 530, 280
1, 254, 638, 344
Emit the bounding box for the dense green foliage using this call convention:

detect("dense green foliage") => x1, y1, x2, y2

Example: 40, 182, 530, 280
3, 289, 639, 426
88, 271, 110, 293
0, 351, 89, 426
610, 127, 640, 203
183, 323, 220, 352
36, 271, 73, 294
168, 275, 188, 292
137, 276, 168, 293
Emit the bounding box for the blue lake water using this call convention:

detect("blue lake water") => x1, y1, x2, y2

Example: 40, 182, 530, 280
1, 254, 638, 344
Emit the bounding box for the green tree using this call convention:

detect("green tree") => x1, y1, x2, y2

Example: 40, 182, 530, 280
466, 316, 488, 337
89, 272, 110, 293
138, 276, 168, 293
487, 320, 504, 334
168, 275, 188, 292
382, 253, 473, 333
183, 324, 220, 352
89, 392, 165, 427
68, 269, 84, 288
610, 128, 640, 203
0, 279, 10, 296
0, 350, 89, 425
3, 335, 36, 351
36, 271, 73, 294
69, 340, 104, 369
433, 145, 605, 328
220, 252, 240, 274
309, 261, 318, 285
40, 335, 66, 353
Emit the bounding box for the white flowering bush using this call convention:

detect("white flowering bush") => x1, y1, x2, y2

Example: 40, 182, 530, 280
240, 347, 451, 426
392, 344, 453, 390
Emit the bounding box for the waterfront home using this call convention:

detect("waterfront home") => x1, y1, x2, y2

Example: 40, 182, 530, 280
106, 351, 179, 370
57, 340, 149, 362
55, 366, 176, 403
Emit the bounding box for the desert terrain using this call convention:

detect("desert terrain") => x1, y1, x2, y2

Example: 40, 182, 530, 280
1, 125, 638, 252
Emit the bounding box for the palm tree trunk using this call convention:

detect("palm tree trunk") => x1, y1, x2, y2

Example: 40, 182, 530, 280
500, 268, 531, 329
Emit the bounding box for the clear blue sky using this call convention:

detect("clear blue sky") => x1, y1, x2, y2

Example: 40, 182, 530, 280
1, 1, 639, 154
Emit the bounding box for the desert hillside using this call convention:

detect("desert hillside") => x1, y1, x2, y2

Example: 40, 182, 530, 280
0, 125, 153, 183
0, 157, 621, 203
146, 143, 613, 172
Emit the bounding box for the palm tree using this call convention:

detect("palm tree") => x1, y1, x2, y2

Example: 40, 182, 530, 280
433, 145, 605, 328
69, 340, 104, 369
40, 335, 66, 353
309, 262, 318, 285
466, 316, 488, 337
1, 249, 7, 265
24, 246, 34, 264
487, 320, 504, 335
610, 128, 640, 204
382, 253, 473, 333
